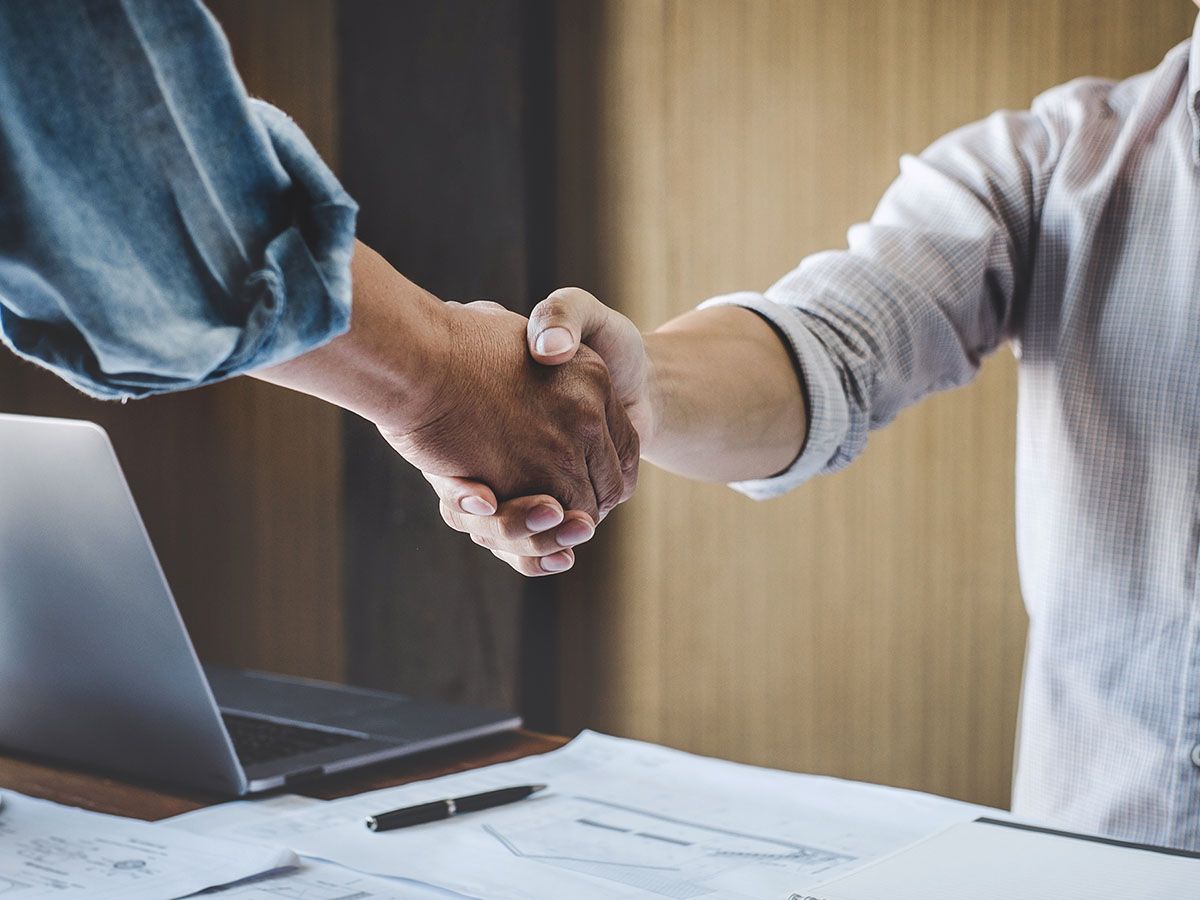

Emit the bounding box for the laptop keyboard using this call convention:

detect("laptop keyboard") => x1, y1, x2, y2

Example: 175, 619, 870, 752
222, 713, 366, 766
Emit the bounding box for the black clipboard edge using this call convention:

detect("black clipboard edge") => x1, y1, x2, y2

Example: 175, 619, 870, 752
976, 817, 1200, 860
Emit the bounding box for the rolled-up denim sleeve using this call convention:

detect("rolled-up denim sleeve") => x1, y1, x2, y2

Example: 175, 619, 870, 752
0, 0, 357, 399
700, 103, 1066, 499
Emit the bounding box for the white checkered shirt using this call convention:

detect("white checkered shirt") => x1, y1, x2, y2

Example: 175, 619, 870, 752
703, 16, 1200, 851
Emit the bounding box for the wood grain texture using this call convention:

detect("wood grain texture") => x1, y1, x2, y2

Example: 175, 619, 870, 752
204, 0, 347, 681
0, 1, 346, 681
553, 0, 1194, 808
0, 731, 563, 820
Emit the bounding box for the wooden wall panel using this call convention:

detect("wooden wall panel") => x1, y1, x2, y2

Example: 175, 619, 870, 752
207, 0, 347, 682
554, 0, 1194, 808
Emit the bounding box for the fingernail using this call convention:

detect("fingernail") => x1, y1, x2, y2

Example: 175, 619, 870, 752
556, 520, 595, 547
540, 551, 574, 573
535, 327, 573, 356
526, 505, 564, 532
460, 496, 496, 516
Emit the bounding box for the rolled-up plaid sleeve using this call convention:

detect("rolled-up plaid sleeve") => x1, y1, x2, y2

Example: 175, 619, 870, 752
701, 103, 1064, 499
0, 0, 357, 400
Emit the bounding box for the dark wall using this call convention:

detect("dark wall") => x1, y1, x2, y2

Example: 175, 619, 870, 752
0, 1, 560, 725
336, 0, 559, 723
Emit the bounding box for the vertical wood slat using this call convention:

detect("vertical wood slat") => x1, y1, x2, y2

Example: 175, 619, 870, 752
553, 0, 1194, 808
182, 0, 348, 681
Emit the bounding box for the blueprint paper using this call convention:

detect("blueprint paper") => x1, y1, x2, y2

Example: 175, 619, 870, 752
166, 794, 466, 899
174, 731, 994, 900
799, 819, 1199, 900
165, 793, 327, 841
170, 858, 465, 900
0, 789, 296, 899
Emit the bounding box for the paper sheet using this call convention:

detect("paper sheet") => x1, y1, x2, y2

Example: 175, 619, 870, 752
0, 789, 296, 899
166, 797, 462, 899
180, 731, 992, 900
171, 858, 463, 899
165, 793, 327, 841
799, 819, 1200, 900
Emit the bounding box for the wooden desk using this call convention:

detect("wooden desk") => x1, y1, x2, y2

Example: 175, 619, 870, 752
0, 730, 565, 821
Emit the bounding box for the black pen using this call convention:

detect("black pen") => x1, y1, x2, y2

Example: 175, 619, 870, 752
365, 784, 547, 832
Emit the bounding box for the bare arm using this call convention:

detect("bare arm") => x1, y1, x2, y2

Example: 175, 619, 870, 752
641, 306, 806, 484
252, 241, 446, 431
433, 106, 1060, 575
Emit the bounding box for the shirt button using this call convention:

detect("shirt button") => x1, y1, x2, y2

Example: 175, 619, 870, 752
1192, 744, 1200, 769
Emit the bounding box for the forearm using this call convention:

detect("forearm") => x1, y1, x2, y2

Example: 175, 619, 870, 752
642, 306, 807, 483
251, 240, 448, 431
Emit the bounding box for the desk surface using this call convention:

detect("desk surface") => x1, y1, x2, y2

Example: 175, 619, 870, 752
0, 730, 565, 821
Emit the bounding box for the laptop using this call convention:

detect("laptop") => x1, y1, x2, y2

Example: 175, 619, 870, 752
0, 413, 520, 795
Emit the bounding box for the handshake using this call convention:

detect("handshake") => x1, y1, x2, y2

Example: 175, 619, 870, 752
261, 239, 805, 565
386, 286, 651, 578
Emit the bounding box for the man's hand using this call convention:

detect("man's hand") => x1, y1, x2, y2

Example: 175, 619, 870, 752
253, 245, 640, 562
429, 285, 809, 576
389, 297, 640, 522
428, 288, 652, 576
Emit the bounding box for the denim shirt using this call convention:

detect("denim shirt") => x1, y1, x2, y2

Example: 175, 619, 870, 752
0, 0, 357, 399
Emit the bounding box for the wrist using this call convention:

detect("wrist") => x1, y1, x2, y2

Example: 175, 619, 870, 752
252, 241, 453, 433
638, 330, 673, 461
348, 283, 453, 434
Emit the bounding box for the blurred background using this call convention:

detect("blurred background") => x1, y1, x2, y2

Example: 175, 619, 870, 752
2, 0, 1191, 811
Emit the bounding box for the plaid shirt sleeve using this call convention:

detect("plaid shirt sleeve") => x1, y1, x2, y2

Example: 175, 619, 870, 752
701, 105, 1063, 500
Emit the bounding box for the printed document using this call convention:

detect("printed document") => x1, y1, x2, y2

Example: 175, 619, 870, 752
0, 789, 295, 899
173, 731, 991, 900
168, 858, 464, 899
167, 796, 462, 899
799, 818, 1200, 900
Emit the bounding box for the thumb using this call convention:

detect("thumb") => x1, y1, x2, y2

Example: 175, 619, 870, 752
527, 287, 613, 366
423, 472, 499, 516
528, 287, 646, 408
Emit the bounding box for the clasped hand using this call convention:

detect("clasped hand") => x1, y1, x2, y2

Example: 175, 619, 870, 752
408, 288, 649, 576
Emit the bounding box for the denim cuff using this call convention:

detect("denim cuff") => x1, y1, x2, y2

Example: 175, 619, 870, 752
215, 100, 358, 377
0, 102, 356, 401
697, 292, 849, 500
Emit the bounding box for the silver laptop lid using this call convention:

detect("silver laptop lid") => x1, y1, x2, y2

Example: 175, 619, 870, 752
0, 413, 246, 794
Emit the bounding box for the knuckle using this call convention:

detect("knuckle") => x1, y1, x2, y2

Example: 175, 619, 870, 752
496, 551, 529, 576
544, 286, 588, 308
618, 439, 640, 501
616, 412, 641, 458
620, 464, 639, 503
514, 556, 545, 577
546, 473, 592, 516
571, 344, 608, 377
525, 532, 561, 557
591, 457, 626, 514
517, 530, 548, 553
571, 364, 615, 411
596, 482, 623, 516
439, 502, 465, 532
498, 512, 529, 541
541, 445, 583, 484
575, 416, 605, 448
533, 297, 569, 326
